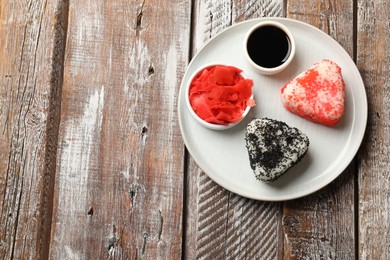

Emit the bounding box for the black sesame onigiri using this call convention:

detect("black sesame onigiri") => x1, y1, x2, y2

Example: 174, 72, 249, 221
245, 118, 310, 182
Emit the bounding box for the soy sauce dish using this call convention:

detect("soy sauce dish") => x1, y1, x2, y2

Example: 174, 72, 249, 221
244, 21, 296, 75
185, 64, 255, 130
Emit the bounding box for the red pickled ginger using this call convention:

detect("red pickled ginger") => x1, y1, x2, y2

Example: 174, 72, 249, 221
189, 65, 255, 125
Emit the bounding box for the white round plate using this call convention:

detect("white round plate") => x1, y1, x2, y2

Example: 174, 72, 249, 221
178, 18, 367, 201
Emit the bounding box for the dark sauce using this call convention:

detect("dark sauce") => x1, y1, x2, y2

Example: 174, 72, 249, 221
246, 25, 291, 68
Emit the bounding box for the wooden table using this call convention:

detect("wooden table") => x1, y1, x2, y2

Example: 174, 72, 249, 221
0, 0, 388, 259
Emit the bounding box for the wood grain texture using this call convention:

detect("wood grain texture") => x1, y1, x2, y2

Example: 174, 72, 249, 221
0, 0, 67, 259
191, 0, 233, 57
287, 0, 355, 55
0, 0, 387, 259
233, 0, 285, 21
284, 1, 356, 259
282, 172, 355, 259
185, 1, 284, 259
48, 0, 190, 258
357, 0, 390, 258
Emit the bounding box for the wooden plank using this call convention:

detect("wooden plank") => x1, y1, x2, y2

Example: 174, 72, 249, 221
0, 0, 67, 259
357, 0, 390, 258
283, 1, 356, 259
48, 0, 190, 259
185, 2, 233, 257
185, 1, 285, 259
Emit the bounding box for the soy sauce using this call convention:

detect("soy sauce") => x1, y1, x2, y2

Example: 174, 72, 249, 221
246, 26, 291, 68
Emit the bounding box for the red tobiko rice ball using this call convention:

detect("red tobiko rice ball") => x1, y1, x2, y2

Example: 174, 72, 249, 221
189, 65, 255, 125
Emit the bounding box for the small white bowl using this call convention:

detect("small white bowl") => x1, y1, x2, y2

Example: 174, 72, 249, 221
244, 21, 296, 75
185, 64, 253, 130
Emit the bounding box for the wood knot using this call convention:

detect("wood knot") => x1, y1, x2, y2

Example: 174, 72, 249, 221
135, 0, 146, 36
87, 206, 94, 216
148, 65, 155, 76
142, 231, 149, 254
129, 183, 146, 207
107, 224, 119, 252
141, 125, 148, 135
158, 209, 163, 242
140, 125, 148, 145
282, 216, 301, 234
